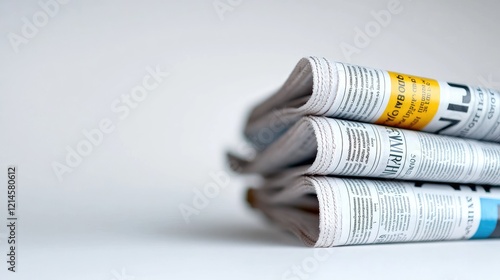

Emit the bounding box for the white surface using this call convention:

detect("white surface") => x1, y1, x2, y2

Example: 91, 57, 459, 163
0, 0, 499, 279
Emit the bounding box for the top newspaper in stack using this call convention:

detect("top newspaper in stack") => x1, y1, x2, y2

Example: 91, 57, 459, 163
245, 57, 500, 150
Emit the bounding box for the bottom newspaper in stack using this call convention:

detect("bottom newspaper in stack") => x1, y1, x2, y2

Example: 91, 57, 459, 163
246, 175, 500, 247
230, 116, 500, 247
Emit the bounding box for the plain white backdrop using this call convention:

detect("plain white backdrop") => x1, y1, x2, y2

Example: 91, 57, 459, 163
1, 0, 499, 279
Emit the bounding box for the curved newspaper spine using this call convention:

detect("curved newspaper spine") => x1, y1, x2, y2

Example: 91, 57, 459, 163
327, 60, 500, 140
232, 117, 500, 185
307, 117, 500, 185
313, 177, 500, 247
250, 177, 500, 247
245, 57, 500, 148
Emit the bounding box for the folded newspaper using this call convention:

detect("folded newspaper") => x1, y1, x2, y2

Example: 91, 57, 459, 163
232, 58, 500, 247
231, 116, 500, 185
247, 176, 500, 247
245, 57, 500, 149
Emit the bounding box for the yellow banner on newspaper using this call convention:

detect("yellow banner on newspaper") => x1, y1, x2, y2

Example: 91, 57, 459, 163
376, 72, 440, 130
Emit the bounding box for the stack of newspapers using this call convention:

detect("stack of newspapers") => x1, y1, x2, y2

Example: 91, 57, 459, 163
229, 57, 500, 247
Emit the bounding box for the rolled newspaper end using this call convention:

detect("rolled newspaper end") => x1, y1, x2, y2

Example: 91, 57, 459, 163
250, 176, 500, 247
231, 116, 500, 186
245, 57, 500, 150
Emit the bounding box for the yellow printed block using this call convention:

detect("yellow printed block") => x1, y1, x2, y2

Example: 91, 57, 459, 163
376, 71, 440, 130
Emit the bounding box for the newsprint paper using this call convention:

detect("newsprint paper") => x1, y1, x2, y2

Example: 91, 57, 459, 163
232, 57, 500, 247
247, 176, 500, 247
232, 117, 500, 185
245, 57, 500, 149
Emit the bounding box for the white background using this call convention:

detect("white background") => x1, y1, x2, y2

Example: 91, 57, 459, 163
1, 0, 500, 279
